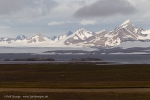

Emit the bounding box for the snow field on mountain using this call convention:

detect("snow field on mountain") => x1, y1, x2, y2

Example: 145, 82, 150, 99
1, 20, 150, 48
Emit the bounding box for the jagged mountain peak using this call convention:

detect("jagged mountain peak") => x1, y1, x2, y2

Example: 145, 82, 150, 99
29, 33, 46, 39
33, 33, 43, 36
27, 33, 48, 43
76, 28, 87, 32
66, 31, 73, 36
16, 34, 27, 40
114, 20, 136, 31
120, 20, 131, 26
96, 29, 106, 34
50, 36, 57, 40
75, 28, 92, 35
119, 20, 135, 29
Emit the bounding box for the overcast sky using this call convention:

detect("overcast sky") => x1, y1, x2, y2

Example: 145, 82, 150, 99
0, 0, 150, 38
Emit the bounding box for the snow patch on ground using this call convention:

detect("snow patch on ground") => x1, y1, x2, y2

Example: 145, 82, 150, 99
110, 52, 148, 55
118, 41, 150, 49
0, 47, 97, 53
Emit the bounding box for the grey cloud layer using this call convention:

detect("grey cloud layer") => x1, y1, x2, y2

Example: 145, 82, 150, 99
0, 0, 58, 15
74, 0, 137, 18
0, 0, 25, 15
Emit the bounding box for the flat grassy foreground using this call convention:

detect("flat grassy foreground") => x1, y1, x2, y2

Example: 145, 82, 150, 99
1, 64, 150, 100
0, 64, 150, 88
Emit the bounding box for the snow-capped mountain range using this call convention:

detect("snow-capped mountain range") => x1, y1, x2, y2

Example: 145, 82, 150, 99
1, 20, 150, 47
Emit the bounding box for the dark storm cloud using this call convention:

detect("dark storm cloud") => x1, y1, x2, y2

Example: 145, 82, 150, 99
73, 0, 137, 18
0, 0, 58, 15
